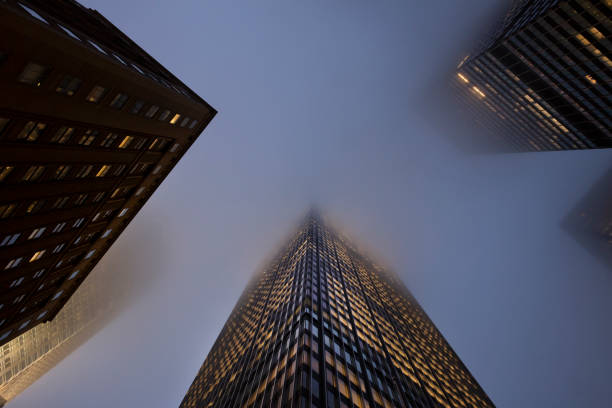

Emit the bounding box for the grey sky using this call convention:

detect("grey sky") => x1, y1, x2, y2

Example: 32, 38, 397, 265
10, 1, 612, 407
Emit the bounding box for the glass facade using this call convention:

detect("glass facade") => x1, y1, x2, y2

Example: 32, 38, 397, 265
454, 0, 611, 151
0, 267, 110, 406
180, 213, 493, 408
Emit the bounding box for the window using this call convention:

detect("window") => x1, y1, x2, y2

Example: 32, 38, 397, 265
84, 249, 96, 259
58, 25, 80, 41
99, 132, 118, 148
180, 116, 191, 127
76, 164, 93, 178
112, 164, 126, 176
130, 100, 144, 114
29, 250, 45, 262
118, 135, 134, 149
74, 194, 88, 205
52, 290, 64, 300
86, 85, 107, 103
0, 233, 20, 247
18, 320, 30, 331
52, 243, 65, 253
88, 41, 107, 55
26, 200, 45, 214
158, 109, 171, 121
51, 126, 74, 144
0, 117, 10, 135
9, 277, 24, 288
189, 119, 198, 129
52, 222, 66, 233
135, 187, 145, 196
72, 217, 85, 228
55, 75, 82, 96
68, 270, 80, 280
19, 4, 48, 23
13, 295, 26, 305
4, 257, 22, 269
52, 196, 69, 209
170, 143, 180, 153
170, 113, 181, 125
0, 204, 16, 219
33, 269, 45, 279
17, 62, 49, 86
37, 311, 47, 320
78, 129, 98, 146
149, 137, 169, 151
0, 165, 13, 182
152, 165, 162, 175
118, 208, 128, 217
28, 227, 46, 240
96, 164, 111, 177
53, 165, 71, 180
133, 137, 147, 150
0, 331, 12, 341
144, 105, 159, 118
109, 92, 128, 109
17, 121, 46, 141
22, 165, 45, 181
101, 229, 112, 238
92, 192, 105, 203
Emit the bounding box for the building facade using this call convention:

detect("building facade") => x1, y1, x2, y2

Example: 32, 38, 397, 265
563, 166, 612, 269
454, 0, 611, 152
0, 0, 215, 346
0, 264, 111, 407
180, 213, 493, 408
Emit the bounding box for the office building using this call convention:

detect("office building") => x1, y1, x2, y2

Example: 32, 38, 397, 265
454, 0, 611, 151
180, 212, 493, 408
0, 0, 216, 347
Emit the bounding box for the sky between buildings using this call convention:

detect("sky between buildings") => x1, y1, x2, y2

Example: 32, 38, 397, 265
10, 1, 612, 407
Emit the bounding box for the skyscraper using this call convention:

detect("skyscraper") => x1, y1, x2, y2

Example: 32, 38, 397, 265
0, 0, 215, 346
0, 263, 112, 407
453, 0, 611, 152
563, 166, 612, 269
180, 212, 493, 408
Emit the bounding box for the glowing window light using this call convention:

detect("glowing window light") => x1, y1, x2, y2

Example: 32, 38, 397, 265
471, 86, 486, 98
457, 73, 469, 83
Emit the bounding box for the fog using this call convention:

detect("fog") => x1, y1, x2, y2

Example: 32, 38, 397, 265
10, 1, 612, 407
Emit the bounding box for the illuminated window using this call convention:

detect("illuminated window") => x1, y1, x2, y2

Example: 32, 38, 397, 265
78, 129, 98, 146
29, 250, 45, 262
22, 165, 45, 181
17, 121, 46, 141
170, 113, 181, 125
457, 73, 469, 83
118, 208, 128, 217
118, 135, 134, 149
26, 200, 45, 214
51, 126, 74, 144
55, 75, 82, 96
585, 75, 597, 85
144, 105, 159, 118
0, 166, 13, 182
17, 62, 49, 86
96, 164, 111, 177
109, 92, 129, 109
53, 165, 71, 180
588, 27, 604, 40
86, 85, 107, 103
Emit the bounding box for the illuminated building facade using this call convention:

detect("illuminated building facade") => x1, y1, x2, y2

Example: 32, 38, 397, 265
0, 266, 110, 407
563, 167, 612, 268
180, 212, 493, 408
454, 0, 612, 152
0, 0, 215, 346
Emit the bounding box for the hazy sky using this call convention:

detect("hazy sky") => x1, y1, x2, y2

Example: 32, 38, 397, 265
11, 1, 612, 407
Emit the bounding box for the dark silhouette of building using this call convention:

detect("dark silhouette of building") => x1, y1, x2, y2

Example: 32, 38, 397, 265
454, 0, 611, 152
563, 167, 612, 269
0, 0, 216, 347
180, 212, 494, 408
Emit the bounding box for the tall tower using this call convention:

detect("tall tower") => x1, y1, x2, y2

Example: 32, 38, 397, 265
454, 0, 611, 152
0, 0, 215, 347
180, 212, 493, 408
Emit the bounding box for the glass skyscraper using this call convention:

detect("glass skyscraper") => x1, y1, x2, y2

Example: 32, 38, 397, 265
180, 212, 493, 408
454, 0, 611, 152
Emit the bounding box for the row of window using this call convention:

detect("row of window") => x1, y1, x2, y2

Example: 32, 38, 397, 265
13, 60, 199, 130
0, 117, 178, 154
16, 2, 195, 100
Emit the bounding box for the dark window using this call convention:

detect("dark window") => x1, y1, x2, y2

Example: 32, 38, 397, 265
86, 85, 107, 103
17, 121, 46, 141
109, 92, 129, 109
18, 62, 49, 86
55, 75, 82, 96
130, 100, 145, 114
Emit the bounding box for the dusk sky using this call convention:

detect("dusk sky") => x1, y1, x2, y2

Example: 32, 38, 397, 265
10, 1, 612, 407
